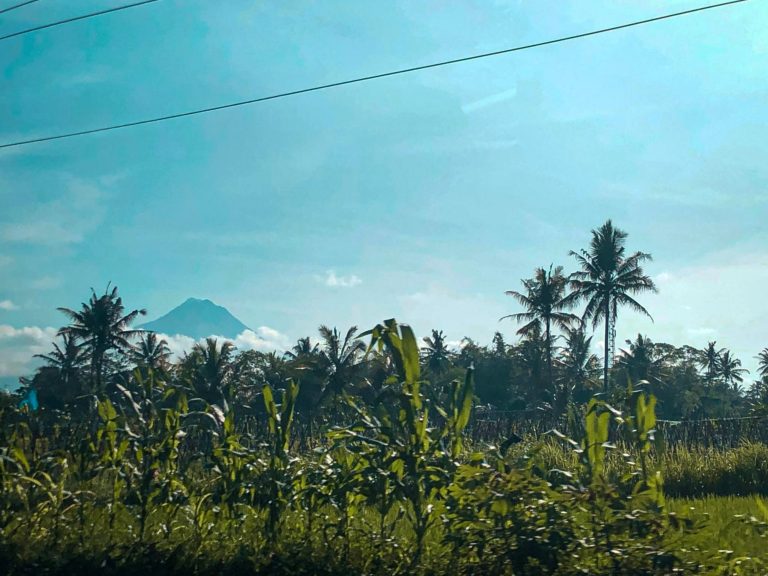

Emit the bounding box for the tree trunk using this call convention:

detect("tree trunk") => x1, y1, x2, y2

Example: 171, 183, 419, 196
546, 317, 553, 403
603, 299, 610, 394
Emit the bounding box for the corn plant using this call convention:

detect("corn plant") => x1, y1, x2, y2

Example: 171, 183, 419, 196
259, 379, 299, 541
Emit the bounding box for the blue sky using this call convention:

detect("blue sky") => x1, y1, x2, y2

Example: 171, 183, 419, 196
1, 0, 767, 383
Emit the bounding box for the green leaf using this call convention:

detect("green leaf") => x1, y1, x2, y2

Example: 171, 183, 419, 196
399, 324, 421, 384
456, 366, 475, 431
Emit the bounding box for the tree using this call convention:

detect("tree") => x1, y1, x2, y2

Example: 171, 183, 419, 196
511, 324, 547, 407
285, 336, 319, 362
184, 338, 236, 407
34, 333, 88, 405
283, 337, 325, 414
57, 285, 146, 395
757, 348, 768, 380
421, 329, 453, 377
698, 341, 725, 385
130, 332, 171, 376
566, 220, 657, 392
617, 334, 669, 391
502, 265, 578, 401
718, 350, 749, 391
557, 326, 599, 405
317, 325, 366, 405
491, 332, 507, 357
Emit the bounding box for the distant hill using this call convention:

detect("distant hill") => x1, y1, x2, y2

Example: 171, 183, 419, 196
140, 298, 249, 339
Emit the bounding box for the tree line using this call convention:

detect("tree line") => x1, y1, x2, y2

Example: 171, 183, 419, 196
9, 221, 768, 422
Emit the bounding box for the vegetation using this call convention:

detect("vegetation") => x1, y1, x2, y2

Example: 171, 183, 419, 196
565, 220, 657, 391
3, 220, 768, 574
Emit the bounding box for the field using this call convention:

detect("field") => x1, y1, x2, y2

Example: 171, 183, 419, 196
2, 321, 768, 575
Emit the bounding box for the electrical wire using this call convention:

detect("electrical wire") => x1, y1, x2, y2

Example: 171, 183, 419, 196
0, 0, 40, 15
0, 0, 749, 150
0, 0, 159, 41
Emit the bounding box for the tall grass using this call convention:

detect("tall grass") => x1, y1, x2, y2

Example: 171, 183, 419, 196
525, 438, 768, 498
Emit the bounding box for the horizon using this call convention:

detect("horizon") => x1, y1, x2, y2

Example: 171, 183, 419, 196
1, 0, 767, 387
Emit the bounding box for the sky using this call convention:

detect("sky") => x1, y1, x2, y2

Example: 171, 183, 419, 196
1, 0, 767, 387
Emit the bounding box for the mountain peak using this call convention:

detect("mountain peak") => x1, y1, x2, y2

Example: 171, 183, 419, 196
140, 298, 249, 340
184, 297, 212, 304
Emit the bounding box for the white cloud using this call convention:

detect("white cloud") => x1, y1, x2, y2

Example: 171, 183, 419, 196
462, 87, 518, 113
470, 139, 518, 150
63, 69, 114, 87
30, 276, 61, 290
0, 176, 107, 245
156, 327, 291, 359
686, 327, 717, 338
618, 250, 768, 376
399, 286, 508, 345
1, 222, 83, 244
0, 325, 57, 377
0, 300, 17, 311
157, 333, 197, 359
233, 327, 291, 352
317, 270, 362, 288
446, 339, 468, 352
0, 323, 291, 381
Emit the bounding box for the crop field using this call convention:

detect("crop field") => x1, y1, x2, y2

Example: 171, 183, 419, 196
1, 320, 767, 576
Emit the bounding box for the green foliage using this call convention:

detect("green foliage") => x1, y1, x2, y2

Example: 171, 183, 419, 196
3, 318, 768, 575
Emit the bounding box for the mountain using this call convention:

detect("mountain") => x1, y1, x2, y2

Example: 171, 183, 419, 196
140, 298, 250, 340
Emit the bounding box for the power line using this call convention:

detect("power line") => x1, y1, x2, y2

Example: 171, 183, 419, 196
0, 0, 159, 42
0, 0, 40, 15
0, 0, 749, 150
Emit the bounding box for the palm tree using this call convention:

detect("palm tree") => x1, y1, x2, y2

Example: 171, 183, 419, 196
260, 350, 290, 390
421, 329, 453, 376
285, 336, 319, 362
131, 332, 172, 375
34, 333, 88, 399
718, 350, 749, 391
57, 284, 146, 394
501, 265, 578, 399
566, 221, 657, 392
512, 324, 547, 405
617, 334, 668, 389
186, 338, 236, 407
756, 348, 768, 380
557, 326, 599, 405
491, 332, 507, 357
698, 341, 725, 385
317, 325, 365, 404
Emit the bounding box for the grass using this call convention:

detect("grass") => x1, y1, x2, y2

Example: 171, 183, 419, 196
511, 438, 768, 498
668, 496, 768, 571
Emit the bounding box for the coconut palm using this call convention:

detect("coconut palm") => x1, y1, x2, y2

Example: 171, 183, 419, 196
718, 350, 749, 391
57, 284, 146, 394
617, 334, 669, 390
512, 324, 547, 405
502, 265, 578, 399
491, 332, 507, 357
34, 333, 88, 399
186, 338, 236, 407
565, 221, 657, 392
698, 341, 725, 385
757, 348, 768, 380
421, 329, 453, 376
130, 332, 172, 375
557, 326, 600, 405
317, 325, 366, 404
285, 336, 320, 363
